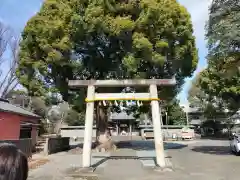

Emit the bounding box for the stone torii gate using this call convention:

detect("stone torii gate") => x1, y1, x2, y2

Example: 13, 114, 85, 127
68, 78, 176, 168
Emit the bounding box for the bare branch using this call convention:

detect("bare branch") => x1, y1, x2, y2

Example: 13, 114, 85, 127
0, 21, 13, 61
0, 35, 19, 98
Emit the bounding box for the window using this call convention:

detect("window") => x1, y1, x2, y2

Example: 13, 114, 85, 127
20, 128, 32, 139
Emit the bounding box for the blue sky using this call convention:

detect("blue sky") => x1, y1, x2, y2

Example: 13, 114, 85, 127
0, 0, 211, 108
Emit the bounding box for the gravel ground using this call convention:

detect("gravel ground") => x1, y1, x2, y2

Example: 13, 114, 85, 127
28, 138, 240, 180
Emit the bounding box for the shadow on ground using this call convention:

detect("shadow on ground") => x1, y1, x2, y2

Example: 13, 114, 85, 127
191, 146, 232, 155
200, 136, 230, 141
116, 140, 187, 151
90, 155, 174, 170
68, 140, 187, 152
90, 155, 162, 169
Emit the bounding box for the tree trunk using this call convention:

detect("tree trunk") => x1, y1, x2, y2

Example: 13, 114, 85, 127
95, 104, 116, 152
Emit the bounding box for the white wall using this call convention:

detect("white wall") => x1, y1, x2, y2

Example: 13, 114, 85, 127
61, 128, 96, 138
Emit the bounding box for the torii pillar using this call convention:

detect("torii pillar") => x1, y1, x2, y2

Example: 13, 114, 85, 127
82, 85, 95, 167
150, 84, 165, 167
69, 78, 176, 168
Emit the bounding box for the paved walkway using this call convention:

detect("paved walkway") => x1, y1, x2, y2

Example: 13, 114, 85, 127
97, 149, 148, 180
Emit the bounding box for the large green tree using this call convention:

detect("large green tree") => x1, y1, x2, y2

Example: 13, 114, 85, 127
199, 0, 240, 111
17, 0, 198, 147
188, 74, 226, 111
188, 74, 230, 121
5, 89, 30, 108
165, 99, 186, 125
188, 74, 208, 110
5, 89, 48, 118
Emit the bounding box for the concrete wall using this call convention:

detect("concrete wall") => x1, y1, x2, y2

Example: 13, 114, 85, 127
61, 126, 195, 140
112, 131, 140, 136
162, 129, 194, 138
0, 138, 32, 157
61, 128, 139, 138
61, 126, 142, 138
44, 137, 70, 155
0, 112, 21, 140
61, 127, 96, 139
141, 128, 195, 140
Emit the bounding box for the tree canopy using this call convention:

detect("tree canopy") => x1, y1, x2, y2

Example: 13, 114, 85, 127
17, 0, 198, 113
199, 0, 240, 112
188, 74, 207, 110
188, 73, 230, 120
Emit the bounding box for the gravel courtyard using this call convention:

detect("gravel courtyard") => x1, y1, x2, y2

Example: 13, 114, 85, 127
28, 138, 240, 180
164, 139, 240, 180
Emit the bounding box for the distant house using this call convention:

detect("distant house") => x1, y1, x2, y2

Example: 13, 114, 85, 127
187, 107, 205, 126
109, 112, 140, 135
188, 107, 240, 126
230, 110, 240, 125
0, 98, 40, 148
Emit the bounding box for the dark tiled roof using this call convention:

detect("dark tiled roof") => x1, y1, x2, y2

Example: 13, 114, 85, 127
188, 107, 203, 113
0, 101, 39, 118
190, 119, 202, 125
110, 112, 135, 120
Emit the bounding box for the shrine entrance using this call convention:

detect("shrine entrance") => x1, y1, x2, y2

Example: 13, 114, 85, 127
68, 78, 176, 168
109, 112, 138, 136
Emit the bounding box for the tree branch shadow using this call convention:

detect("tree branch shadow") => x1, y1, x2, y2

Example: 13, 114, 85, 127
91, 155, 172, 170
116, 140, 187, 151
191, 146, 232, 155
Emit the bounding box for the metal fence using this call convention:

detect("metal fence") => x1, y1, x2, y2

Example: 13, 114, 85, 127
0, 138, 32, 157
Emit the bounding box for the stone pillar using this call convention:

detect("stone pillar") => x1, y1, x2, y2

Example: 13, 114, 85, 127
144, 114, 148, 126
116, 123, 118, 135
129, 120, 132, 140
150, 84, 166, 167
82, 85, 95, 168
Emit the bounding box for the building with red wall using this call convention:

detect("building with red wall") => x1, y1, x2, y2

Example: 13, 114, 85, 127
0, 98, 40, 148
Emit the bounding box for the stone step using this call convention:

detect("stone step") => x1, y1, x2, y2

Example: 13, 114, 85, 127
98, 150, 147, 180
91, 152, 110, 168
